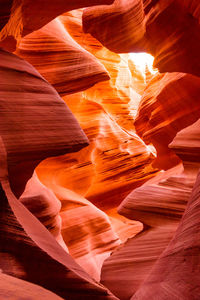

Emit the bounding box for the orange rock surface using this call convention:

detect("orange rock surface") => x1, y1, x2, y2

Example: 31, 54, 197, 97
131, 124, 200, 299
0, 137, 118, 300
83, 0, 200, 76
134, 72, 200, 169
16, 18, 109, 96
20, 172, 68, 252
0, 273, 64, 300
0, 48, 88, 198
37, 10, 157, 211
0, 0, 114, 50
28, 10, 158, 281
1, 1, 200, 299
101, 119, 200, 299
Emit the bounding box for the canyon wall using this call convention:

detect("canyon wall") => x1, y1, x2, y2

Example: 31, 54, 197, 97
0, 0, 200, 299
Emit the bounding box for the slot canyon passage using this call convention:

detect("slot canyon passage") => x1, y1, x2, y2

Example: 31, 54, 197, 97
1, 0, 200, 299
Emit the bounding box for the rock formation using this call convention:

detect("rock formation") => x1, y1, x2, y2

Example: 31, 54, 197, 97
0, 0, 114, 51
134, 72, 200, 169
0, 273, 64, 300
131, 128, 200, 299
83, 0, 200, 76
0, 0, 200, 299
36, 10, 157, 212
100, 115, 200, 300
16, 18, 109, 96
0, 48, 88, 198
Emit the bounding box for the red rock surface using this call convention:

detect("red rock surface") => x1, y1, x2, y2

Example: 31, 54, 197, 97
37, 11, 157, 213
28, 9, 158, 281
0, 137, 119, 300
83, 0, 200, 76
101, 119, 200, 299
0, 48, 88, 198
134, 72, 200, 169
0, 0, 114, 50
36, 83, 155, 279
20, 172, 68, 252
16, 18, 109, 96
60, 191, 120, 281
0, 273, 64, 300
37, 90, 156, 218
131, 167, 200, 300
1, 1, 200, 299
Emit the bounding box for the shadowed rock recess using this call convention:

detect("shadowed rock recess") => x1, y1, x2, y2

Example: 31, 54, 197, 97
0, 1, 200, 299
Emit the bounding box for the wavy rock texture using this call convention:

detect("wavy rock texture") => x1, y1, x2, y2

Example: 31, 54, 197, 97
0, 48, 88, 198
100, 165, 186, 300
83, 0, 146, 53
0, 273, 63, 300
33, 10, 158, 281
131, 168, 200, 299
37, 10, 157, 211
83, 0, 200, 76
101, 119, 200, 300
0, 43, 119, 285
59, 190, 120, 281
0, 45, 121, 299
37, 89, 155, 279
16, 18, 109, 96
37, 92, 156, 209
20, 172, 68, 252
0, 133, 118, 300
1, 1, 200, 299
26, 164, 121, 281
0, 0, 114, 50
134, 72, 200, 169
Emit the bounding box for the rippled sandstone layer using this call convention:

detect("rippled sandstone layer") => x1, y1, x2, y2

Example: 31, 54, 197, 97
0, 1, 200, 299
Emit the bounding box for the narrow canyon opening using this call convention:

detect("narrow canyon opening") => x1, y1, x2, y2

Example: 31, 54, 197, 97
0, 2, 200, 300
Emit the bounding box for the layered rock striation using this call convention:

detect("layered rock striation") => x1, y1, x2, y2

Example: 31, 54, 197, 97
16, 18, 109, 96
0, 1, 200, 299
0, 48, 88, 198
134, 72, 200, 169
100, 119, 200, 299
83, 0, 200, 76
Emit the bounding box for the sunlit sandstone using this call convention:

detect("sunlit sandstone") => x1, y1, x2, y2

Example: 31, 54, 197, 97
0, 1, 200, 299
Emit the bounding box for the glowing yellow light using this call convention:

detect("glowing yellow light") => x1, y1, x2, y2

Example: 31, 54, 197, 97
129, 52, 157, 75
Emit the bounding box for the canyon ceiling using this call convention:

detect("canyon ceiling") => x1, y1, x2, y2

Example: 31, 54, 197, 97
0, 0, 200, 299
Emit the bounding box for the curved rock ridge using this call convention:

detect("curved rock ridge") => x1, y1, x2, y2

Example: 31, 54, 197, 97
1, 2, 200, 299
0, 272, 64, 300
100, 165, 186, 300
36, 90, 155, 278
83, 0, 146, 53
37, 10, 158, 212
58, 187, 120, 281
37, 91, 157, 212
170, 119, 200, 164
131, 170, 200, 299
83, 0, 200, 76
82, 52, 145, 133
0, 48, 88, 198
0, 137, 119, 300
60, 10, 147, 99
134, 72, 200, 169
60, 10, 146, 129
0, 0, 114, 50
29, 13, 155, 277
62, 8, 151, 98
101, 119, 200, 299
30, 161, 121, 281
16, 18, 109, 96
20, 172, 68, 252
